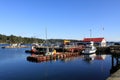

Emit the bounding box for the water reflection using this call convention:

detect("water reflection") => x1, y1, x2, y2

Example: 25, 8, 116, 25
61, 55, 84, 62
83, 53, 107, 63
83, 54, 96, 63
110, 54, 120, 74
0, 48, 30, 63
0, 47, 112, 80
27, 53, 108, 64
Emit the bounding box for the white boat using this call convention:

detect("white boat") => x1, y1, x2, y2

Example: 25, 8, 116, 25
82, 41, 97, 54
1, 43, 28, 48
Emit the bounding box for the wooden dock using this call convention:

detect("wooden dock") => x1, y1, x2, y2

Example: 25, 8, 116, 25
27, 52, 80, 62
106, 69, 120, 80
109, 45, 120, 54
106, 53, 120, 80
96, 47, 110, 53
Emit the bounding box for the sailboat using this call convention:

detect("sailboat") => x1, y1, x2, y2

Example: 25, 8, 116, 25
31, 28, 56, 55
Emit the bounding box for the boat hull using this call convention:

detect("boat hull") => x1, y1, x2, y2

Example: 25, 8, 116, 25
82, 50, 96, 54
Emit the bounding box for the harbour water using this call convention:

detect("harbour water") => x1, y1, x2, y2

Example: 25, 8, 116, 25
0, 45, 113, 80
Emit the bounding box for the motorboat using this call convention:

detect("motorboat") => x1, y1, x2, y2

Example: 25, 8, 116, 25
82, 41, 97, 54
31, 45, 56, 56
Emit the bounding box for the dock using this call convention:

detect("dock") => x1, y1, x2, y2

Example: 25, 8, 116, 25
27, 52, 81, 62
106, 69, 120, 80
96, 47, 110, 53
106, 52, 120, 80
109, 45, 120, 53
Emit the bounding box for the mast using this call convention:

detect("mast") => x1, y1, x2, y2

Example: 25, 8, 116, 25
90, 29, 92, 41
45, 27, 47, 45
45, 27, 49, 53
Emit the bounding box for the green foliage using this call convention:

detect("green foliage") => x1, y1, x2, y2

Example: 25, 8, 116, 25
0, 34, 80, 44
0, 34, 43, 44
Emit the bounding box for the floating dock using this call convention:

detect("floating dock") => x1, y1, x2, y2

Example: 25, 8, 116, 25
27, 52, 80, 62
106, 51, 120, 80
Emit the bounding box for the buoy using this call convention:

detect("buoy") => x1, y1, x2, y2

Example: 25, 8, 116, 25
66, 54, 68, 57
60, 54, 63, 59
63, 54, 66, 58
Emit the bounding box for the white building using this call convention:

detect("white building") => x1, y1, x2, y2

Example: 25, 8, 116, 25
83, 37, 106, 47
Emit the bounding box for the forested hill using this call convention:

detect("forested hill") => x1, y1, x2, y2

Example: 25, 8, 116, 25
0, 34, 43, 44
0, 34, 80, 44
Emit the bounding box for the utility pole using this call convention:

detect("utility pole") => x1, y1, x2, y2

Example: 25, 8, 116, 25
90, 29, 92, 38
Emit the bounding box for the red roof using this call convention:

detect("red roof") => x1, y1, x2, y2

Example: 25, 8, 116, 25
83, 38, 104, 42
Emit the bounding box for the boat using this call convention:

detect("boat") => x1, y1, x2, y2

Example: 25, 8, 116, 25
30, 28, 57, 56
1, 43, 28, 48
31, 45, 56, 56
82, 41, 97, 54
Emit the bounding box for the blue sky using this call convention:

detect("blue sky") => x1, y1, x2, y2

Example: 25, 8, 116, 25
0, 0, 120, 41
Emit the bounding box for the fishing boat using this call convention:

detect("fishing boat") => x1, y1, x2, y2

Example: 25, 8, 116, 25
31, 45, 56, 56
30, 28, 56, 56
82, 41, 97, 54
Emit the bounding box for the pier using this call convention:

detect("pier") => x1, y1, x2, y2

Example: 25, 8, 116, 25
26, 46, 112, 63
96, 47, 110, 53
107, 70, 120, 80
109, 45, 120, 54
106, 53, 120, 80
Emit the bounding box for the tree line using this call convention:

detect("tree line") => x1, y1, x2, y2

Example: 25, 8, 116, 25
0, 34, 43, 44
0, 34, 80, 44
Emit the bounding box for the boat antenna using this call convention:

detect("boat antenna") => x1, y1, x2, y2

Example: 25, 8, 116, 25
90, 29, 92, 41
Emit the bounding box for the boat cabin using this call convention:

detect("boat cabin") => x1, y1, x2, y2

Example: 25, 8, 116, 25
32, 46, 56, 55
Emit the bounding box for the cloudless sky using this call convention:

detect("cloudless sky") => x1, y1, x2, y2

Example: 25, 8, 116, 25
0, 0, 120, 41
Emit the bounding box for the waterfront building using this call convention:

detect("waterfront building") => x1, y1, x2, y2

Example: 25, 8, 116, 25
83, 37, 106, 47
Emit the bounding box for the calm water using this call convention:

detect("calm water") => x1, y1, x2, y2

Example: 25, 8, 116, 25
0, 46, 113, 80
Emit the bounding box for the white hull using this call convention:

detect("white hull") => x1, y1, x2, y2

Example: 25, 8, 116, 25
82, 41, 97, 54
82, 49, 96, 54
